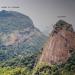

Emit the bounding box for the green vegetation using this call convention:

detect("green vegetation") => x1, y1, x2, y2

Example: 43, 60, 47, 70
0, 52, 75, 75
32, 62, 75, 75
32, 63, 60, 75
0, 67, 31, 75
32, 52, 75, 75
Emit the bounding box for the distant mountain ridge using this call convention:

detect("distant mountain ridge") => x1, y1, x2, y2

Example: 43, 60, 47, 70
0, 10, 34, 32
0, 10, 47, 62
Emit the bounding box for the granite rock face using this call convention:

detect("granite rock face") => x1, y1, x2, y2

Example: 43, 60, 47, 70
40, 20, 75, 65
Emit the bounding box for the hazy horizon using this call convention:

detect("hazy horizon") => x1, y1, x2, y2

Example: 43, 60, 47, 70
0, 0, 75, 35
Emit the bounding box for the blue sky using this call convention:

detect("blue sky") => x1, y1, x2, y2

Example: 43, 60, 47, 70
0, 0, 75, 35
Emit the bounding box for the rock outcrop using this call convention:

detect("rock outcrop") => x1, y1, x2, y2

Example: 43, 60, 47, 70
40, 20, 75, 65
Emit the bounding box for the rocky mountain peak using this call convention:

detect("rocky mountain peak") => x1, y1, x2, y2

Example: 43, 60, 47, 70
40, 20, 75, 65
52, 20, 74, 35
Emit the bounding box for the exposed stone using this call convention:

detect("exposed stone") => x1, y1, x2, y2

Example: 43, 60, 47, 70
40, 20, 75, 65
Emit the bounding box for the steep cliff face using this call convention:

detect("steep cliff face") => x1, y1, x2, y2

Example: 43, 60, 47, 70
40, 20, 75, 65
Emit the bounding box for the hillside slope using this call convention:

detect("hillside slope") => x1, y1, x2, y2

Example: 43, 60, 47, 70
0, 10, 47, 62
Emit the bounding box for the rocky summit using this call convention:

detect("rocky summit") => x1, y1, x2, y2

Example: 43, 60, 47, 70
40, 20, 75, 65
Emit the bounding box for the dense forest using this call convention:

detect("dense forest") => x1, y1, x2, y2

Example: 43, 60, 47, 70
0, 51, 75, 75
